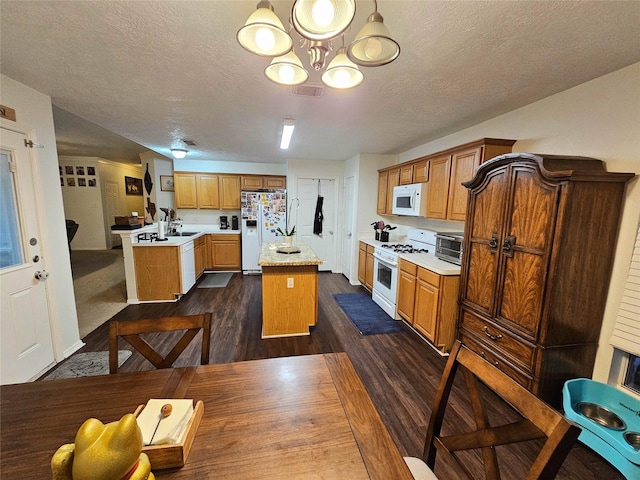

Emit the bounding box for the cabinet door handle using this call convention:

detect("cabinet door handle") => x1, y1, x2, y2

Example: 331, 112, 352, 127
483, 326, 503, 341
480, 351, 499, 366
489, 233, 499, 254
502, 235, 516, 257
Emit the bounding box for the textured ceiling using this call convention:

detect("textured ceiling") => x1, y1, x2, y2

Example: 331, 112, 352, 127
1, 1, 639, 164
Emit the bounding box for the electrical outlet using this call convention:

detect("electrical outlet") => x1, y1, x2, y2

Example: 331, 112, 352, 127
287, 278, 294, 288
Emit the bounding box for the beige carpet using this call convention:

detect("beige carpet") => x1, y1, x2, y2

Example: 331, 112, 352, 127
72, 250, 128, 339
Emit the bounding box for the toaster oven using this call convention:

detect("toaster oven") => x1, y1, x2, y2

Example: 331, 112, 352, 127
435, 232, 464, 265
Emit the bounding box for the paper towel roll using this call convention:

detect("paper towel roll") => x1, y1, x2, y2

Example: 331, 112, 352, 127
158, 221, 166, 240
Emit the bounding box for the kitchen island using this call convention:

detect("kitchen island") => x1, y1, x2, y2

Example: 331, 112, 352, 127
258, 242, 323, 338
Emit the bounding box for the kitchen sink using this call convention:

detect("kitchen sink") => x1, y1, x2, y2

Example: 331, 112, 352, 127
167, 231, 199, 237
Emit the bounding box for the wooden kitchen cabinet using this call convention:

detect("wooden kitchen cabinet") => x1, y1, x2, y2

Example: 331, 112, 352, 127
413, 160, 429, 183
219, 175, 241, 210
357, 242, 375, 291
174, 173, 198, 209
194, 235, 206, 277
376, 139, 515, 220
133, 246, 181, 301
207, 234, 241, 270
197, 174, 220, 209
399, 164, 413, 185
264, 176, 286, 189
385, 168, 400, 214
377, 172, 388, 214
397, 258, 459, 353
240, 175, 286, 190
425, 154, 452, 219
458, 153, 633, 407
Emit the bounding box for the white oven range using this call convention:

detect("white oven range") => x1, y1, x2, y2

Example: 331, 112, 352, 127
372, 229, 436, 319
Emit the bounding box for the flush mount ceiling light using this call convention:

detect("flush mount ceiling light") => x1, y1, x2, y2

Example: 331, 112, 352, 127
171, 148, 188, 159
238, 0, 399, 89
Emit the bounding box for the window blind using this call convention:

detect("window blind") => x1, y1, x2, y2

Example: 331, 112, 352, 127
610, 223, 640, 357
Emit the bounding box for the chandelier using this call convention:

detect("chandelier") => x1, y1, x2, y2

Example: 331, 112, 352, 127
237, 0, 400, 89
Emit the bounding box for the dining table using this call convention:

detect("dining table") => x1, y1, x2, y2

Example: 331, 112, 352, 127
1, 352, 413, 479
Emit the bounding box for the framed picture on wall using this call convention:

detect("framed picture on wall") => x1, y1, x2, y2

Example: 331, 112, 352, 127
160, 175, 175, 192
87, 166, 96, 176
125, 176, 143, 195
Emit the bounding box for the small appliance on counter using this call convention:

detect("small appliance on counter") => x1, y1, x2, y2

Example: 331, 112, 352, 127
231, 215, 239, 230
435, 232, 464, 265
220, 216, 229, 230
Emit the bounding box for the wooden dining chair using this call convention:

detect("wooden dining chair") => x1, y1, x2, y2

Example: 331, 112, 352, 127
404, 340, 580, 480
109, 313, 212, 373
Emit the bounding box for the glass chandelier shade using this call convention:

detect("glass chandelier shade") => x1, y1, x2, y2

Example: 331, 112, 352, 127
237, 1, 293, 57
292, 0, 356, 41
265, 51, 309, 85
321, 47, 363, 89
347, 11, 400, 66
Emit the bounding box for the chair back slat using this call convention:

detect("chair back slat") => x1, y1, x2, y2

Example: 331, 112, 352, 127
419, 340, 580, 480
109, 313, 212, 373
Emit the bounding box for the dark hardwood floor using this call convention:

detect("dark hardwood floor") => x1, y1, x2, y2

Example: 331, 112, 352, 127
48, 272, 623, 479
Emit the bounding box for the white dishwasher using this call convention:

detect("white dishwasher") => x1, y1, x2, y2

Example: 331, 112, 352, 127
180, 241, 196, 294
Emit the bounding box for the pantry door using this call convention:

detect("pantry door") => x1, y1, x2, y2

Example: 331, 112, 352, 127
0, 128, 54, 384
296, 178, 336, 272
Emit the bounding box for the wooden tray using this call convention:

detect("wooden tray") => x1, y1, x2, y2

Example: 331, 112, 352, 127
134, 400, 204, 470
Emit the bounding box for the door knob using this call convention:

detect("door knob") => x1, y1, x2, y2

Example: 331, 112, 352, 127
34, 270, 49, 281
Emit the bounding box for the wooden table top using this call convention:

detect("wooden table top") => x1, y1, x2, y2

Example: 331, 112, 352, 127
1, 353, 412, 479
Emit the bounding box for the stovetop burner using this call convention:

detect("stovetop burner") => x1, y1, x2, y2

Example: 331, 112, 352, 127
380, 244, 429, 254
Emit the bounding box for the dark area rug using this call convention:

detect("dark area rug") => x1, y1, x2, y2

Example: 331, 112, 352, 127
333, 293, 405, 335
43, 350, 131, 380
198, 272, 233, 288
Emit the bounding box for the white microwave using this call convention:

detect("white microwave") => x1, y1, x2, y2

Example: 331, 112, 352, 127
392, 183, 428, 216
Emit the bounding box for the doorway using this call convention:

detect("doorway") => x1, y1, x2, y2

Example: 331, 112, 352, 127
296, 178, 336, 272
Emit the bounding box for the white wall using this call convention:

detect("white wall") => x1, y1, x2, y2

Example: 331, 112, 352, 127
394, 62, 640, 385
173, 158, 286, 175
0, 75, 82, 358
59, 156, 106, 249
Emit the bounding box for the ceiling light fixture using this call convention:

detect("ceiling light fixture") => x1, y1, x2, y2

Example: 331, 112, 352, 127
171, 148, 188, 159
280, 119, 295, 150
238, 0, 399, 89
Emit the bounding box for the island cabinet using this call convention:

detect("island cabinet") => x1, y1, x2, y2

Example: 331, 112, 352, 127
458, 153, 634, 408
357, 241, 375, 291
133, 246, 182, 301
194, 235, 206, 277
397, 259, 460, 353
206, 234, 241, 270
258, 243, 323, 338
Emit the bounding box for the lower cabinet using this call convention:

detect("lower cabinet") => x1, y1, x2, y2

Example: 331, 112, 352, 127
397, 258, 460, 353
206, 234, 241, 270
133, 246, 181, 301
357, 242, 375, 291
194, 235, 206, 277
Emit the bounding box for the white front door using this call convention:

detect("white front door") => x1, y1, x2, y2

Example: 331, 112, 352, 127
0, 128, 55, 384
296, 178, 336, 272
341, 176, 354, 280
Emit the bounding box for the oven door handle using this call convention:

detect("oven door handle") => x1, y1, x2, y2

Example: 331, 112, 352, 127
373, 253, 397, 267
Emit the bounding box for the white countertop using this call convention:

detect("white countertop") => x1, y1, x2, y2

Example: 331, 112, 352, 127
359, 236, 461, 276
111, 223, 240, 247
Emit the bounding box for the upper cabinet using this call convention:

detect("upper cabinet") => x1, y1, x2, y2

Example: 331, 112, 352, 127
219, 175, 241, 210
197, 174, 220, 209
240, 175, 286, 190
174, 173, 198, 209
377, 138, 516, 221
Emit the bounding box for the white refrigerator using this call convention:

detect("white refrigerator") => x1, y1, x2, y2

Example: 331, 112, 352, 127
241, 190, 287, 273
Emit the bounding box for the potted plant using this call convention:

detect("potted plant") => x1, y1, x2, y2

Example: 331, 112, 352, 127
276, 226, 295, 243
